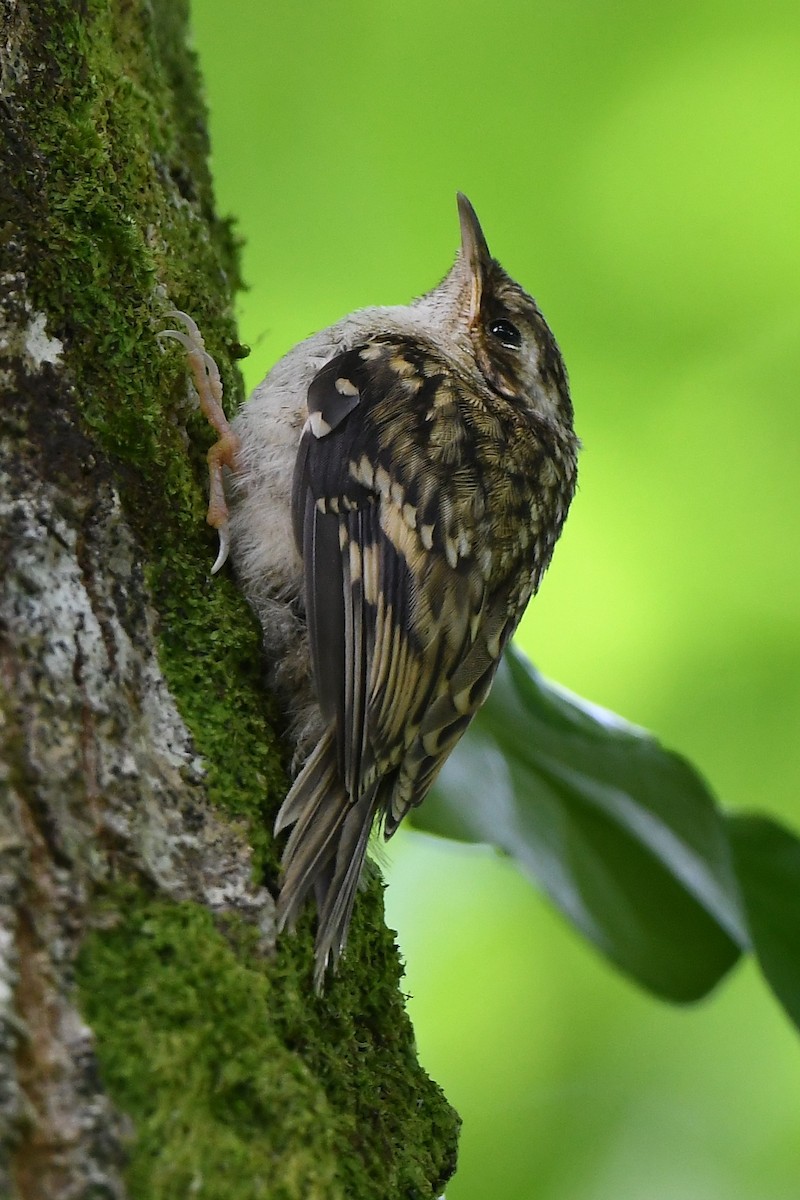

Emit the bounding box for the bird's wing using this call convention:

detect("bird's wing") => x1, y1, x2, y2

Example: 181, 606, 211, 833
293, 340, 527, 821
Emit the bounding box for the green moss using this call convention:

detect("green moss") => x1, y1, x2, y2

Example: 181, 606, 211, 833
77, 890, 343, 1200
12, 1, 459, 1192
77, 883, 458, 1199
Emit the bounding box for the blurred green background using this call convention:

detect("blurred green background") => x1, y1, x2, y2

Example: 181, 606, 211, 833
190, 2, 800, 1196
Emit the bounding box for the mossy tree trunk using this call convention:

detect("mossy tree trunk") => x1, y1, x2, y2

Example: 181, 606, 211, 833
0, 2, 458, 1196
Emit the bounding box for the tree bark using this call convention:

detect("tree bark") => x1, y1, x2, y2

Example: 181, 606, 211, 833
0, 2, 458, 1196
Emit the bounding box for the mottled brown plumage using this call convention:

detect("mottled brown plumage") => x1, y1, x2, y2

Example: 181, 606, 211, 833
273, 196, 577, 988
164, 196, 578, 991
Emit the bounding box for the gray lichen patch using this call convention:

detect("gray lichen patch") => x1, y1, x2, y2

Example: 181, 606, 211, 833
1, 471, 276, 932
0, 278, 63, 379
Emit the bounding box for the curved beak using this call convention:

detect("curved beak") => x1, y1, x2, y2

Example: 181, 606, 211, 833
457, 193, 491, 327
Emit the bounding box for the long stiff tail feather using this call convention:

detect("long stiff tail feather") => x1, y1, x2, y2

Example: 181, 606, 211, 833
275, 730, 378, 991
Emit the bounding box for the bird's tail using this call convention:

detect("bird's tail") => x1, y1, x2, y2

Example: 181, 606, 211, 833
275, 730, 377, 991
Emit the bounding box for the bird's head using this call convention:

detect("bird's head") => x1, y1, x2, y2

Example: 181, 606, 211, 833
415, 193, 574, 432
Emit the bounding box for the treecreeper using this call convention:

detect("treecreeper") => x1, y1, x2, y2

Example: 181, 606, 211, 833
161, 195, 579, 991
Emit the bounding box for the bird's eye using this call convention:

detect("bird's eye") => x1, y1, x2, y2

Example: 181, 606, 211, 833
488, 319, 522, 350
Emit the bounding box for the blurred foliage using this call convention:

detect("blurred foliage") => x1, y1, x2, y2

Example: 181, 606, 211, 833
729, 815, 800, 1031
417, 644, 800, 1030
417, 646, 746, 1003
191, 2, 800, 1198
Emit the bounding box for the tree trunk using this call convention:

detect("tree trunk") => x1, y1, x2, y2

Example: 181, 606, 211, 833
0, 2, 458, 1196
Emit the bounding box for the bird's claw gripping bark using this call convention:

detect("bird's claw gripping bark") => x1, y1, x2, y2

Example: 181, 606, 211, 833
159, 310, 240, 573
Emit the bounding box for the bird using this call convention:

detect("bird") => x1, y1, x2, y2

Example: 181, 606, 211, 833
161, 195, 579, 991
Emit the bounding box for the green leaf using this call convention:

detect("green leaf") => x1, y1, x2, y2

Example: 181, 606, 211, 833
728, 815, 800, 1031
411, 644, 747, 1002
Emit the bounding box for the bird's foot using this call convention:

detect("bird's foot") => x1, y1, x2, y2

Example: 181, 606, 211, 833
159, 311, 241, 573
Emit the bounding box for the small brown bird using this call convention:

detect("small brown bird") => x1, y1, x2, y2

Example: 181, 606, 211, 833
163, 195, 578, 990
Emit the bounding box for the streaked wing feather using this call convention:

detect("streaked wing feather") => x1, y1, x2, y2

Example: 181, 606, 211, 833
294, 348, 383, 800
303, 496, 346, 731
342, 506, 372, 795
